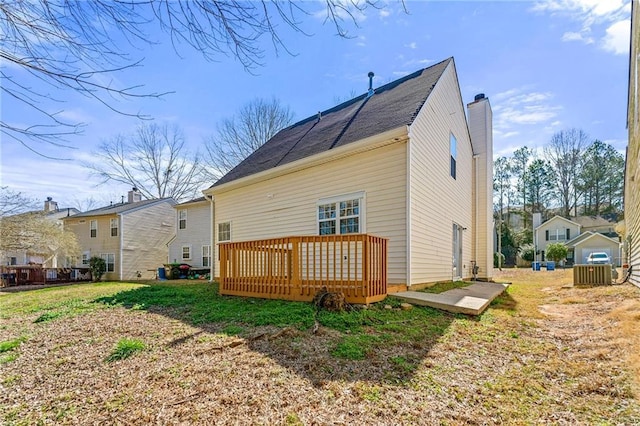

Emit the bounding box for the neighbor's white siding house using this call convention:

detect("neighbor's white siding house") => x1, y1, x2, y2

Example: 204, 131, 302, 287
168, 197, 213, 269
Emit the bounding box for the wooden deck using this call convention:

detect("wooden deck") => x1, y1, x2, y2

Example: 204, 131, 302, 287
219, 234, 388, 304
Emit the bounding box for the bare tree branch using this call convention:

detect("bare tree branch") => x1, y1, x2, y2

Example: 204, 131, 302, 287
203, 97, 294, 181
0, 187, 40, 217
544, 128, 589, 217
84, 123, 207, 201
2, 0, 397, 156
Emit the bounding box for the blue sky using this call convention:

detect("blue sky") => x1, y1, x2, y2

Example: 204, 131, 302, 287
0, 0, 631, 208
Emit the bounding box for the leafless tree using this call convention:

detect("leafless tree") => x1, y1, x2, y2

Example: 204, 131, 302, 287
0, 212, 80, 262
85, 123, 206, 201
1, 0, 393, 156
544, 128, 589, 217
0, 187, 39, 217
203, 97, 294, 181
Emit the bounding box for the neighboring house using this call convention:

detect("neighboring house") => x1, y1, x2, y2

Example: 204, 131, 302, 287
626, 0, 640, 286
572, 215, 619, 239
566, 232, 622, 266
204, 57, 494, 288
533, 215, 581, 263
63, 189, 176, 280
534, 214, 622, 266
1, 197, 79, 267
167, 197, 213, 270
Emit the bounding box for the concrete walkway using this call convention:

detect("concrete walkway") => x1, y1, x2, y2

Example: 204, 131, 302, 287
390, 282, 509, 315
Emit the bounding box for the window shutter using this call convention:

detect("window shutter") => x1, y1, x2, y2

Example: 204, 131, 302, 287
545, 230, 549, 241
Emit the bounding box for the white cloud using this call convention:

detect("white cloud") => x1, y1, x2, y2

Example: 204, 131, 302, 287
379, 9, 390, 18
493, 88, 562, 132
532, 0, 630, 53
561, 31, 595, 44
406, 42, 417, 49
602, 19, 631, 55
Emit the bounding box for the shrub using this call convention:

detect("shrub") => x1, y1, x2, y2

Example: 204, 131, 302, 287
520, 245, 535, 262
494, 252, 505, 268
89, 256, 106, 281
546, 243, 568, 263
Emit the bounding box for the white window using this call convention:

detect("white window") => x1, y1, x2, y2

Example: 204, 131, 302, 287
81, 252, 90, 266
90, 220, 97, 238
450, 133, 457, 179
202, 245, 211, 267
100, 253, 115, 272
110, 218, 118, 237
178, 210, 187, 230
546, 228, 570, 241
182, 246, 191, 261
218, 222, 231, 242
317, 192, 364, 235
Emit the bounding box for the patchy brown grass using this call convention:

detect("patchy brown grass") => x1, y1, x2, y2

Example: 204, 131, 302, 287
1, 270, 640, 425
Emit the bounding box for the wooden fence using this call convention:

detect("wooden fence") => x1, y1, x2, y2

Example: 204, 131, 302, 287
219, 234, 388, 304
0, 266, 92, 287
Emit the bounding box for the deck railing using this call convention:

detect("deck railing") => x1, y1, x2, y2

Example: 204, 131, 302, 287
219, 234, 388, 304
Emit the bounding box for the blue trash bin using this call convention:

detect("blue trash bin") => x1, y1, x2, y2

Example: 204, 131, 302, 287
546, 261, 555, 271
157, 267, 167, 280
532, 262, 541, 271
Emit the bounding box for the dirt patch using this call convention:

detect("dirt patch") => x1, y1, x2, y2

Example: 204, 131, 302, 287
2, 270, 640, 424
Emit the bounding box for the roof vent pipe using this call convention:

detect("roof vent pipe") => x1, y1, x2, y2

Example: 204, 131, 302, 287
367, 72, 375, 97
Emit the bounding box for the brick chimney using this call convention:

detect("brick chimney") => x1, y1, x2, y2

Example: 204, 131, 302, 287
44, 197, 58, 212
467, 93, 493, 281
127, 187, 142, 203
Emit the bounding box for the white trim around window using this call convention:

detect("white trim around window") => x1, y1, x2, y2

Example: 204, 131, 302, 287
202, 245, 211, 267
218, 222, 231, 242
90, 220, 97, 238
100, 253, 115, 272
316, 191, 366, 235
181, 245, 192, 261
110, 218, 118, 237
178, 209, 187, 230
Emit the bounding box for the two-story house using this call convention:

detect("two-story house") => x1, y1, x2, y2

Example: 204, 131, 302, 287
167, 197, 213, 275
64, 189, 176, 280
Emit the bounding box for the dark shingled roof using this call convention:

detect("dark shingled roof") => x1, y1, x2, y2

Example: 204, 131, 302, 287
175, 197, 207, 206
212, 57, 453, 187
65, 198, 175, 218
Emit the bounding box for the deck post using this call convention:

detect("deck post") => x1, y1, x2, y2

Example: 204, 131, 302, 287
290, 237, 301, 294
219, 244, 228, 291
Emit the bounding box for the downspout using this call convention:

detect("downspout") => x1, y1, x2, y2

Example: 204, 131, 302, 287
473, 153, 480, 277
119, 213, 124, 280
406, 125, 413, 289
207, 195, 215, 283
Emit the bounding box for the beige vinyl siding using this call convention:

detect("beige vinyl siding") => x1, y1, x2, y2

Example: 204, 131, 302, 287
536, 217, 580, 254
65, 215, 120, 280
627, 1, 640, 287
213, 141, 408, 283
168, 201, 211, 267
121, 202, 175, 280
408, 61, 474, 285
